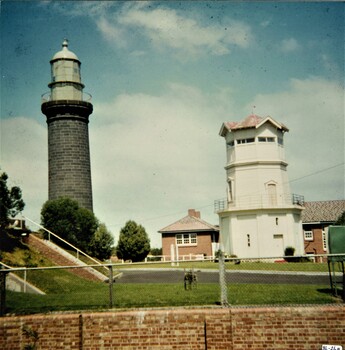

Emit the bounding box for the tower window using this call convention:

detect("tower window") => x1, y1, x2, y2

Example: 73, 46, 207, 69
227, 141, 234, 147
267, 183, 277, 206
227, 177, 233, 202
247, 234, 251, 247
278, 137, 284, 145
236, 138, 255, 144
258, 137, 275, 142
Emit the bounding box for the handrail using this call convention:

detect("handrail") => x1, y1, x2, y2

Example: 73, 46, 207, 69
0, 262, 12, 269
22, 216, 108, 272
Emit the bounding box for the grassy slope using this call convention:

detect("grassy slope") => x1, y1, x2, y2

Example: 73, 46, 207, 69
1, 232, 339, 315
7, 283, 337, 315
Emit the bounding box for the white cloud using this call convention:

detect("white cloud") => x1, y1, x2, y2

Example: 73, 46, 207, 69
2, 77, 343, 247
89, 84, 231, 243
280, 37, 300, 53
50, 2, 253, 60
1, 117, 48, 227
116, 6, 252, 57
260, 20, 271, 28
244, 77, 344, 201
96, 17, 126, 47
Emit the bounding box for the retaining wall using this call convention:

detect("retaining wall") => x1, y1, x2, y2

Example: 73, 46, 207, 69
1, 305, 344, 349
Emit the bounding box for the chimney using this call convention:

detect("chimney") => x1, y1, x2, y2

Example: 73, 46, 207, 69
188, 209, 200, 218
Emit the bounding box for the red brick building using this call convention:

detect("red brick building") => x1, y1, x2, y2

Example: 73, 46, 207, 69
302, 200, 345, 261
159, 209, 219, 259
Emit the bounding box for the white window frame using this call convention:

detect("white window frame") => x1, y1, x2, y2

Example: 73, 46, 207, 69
236, 138, 255, 145
304, 231, 313, 241
258, 136, 275, 142
176, 233, 197, 246
322, 230, 327, 251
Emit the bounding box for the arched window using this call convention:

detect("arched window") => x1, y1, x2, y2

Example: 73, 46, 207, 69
227, 177, 234, 202
267, 183, 277, 206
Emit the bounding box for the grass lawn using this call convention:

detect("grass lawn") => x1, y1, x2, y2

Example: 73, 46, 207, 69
6, 281, 338, 315
116, 260, 330, 272
4, 260, 340, 315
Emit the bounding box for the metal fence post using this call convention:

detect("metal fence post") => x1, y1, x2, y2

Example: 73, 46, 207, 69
219, 251, 229, 307
108, 265, 114, 309
0, 268, 7, 317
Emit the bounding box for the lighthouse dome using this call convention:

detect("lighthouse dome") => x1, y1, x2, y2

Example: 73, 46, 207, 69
51, 39, 79, 61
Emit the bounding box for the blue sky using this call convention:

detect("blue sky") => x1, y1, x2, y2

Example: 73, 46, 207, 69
1, 1, 344, 248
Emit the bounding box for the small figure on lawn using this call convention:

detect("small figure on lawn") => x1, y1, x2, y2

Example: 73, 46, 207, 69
184, 269, 197, 290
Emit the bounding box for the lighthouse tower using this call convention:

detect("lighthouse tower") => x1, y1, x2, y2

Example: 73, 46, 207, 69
41, 40, 93, 211
215, 114, 304, 258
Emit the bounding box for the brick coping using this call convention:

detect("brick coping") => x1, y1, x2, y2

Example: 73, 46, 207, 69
3, 303, 344, 319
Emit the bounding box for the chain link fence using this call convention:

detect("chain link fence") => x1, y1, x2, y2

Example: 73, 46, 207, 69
1, 254, 344, 316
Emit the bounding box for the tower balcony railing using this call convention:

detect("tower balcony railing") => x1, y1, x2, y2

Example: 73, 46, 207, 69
41, 91, 92, 104
214, 193, 304, 213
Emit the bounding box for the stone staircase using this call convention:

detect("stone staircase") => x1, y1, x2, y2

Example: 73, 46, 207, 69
27, 234, 108, 282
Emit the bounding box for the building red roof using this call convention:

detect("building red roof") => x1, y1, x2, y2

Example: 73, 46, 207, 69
302, 200, 345, 223
220, 114, 289, 136
159, 209, 219, 233
224, 114, 264, 130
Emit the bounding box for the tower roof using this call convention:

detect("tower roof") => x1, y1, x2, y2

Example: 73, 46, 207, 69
219, 114, 289, 136
158, 210, 219, 233
51, 39, 79, 61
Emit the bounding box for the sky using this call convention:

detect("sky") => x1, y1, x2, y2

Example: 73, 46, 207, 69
1, 1, 344, 248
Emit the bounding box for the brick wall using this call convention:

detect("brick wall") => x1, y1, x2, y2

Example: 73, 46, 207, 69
304, 226, 326, 255
1, 306, 344, 349
47, 115, 93, 211
162, 232, 214, 257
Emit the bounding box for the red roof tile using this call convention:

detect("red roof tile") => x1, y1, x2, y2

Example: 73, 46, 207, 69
302, 200, 345, 223
159, 213, 218, 233
220, 114, 289, 136
224, 114, 264, 130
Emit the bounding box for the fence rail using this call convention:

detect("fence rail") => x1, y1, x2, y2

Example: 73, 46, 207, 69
1, 254, 344, 316
214, 193, 305, 212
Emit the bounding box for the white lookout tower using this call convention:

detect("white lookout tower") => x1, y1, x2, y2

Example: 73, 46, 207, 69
215, 114, 304, 258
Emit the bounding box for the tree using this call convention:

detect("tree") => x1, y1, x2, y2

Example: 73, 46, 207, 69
0, 172, 25, 228
88, 223, 114, 260
116, 220, 150, 262
335, 211, 345, 225
150, 247, 162, 256
40, 197, 98, 252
